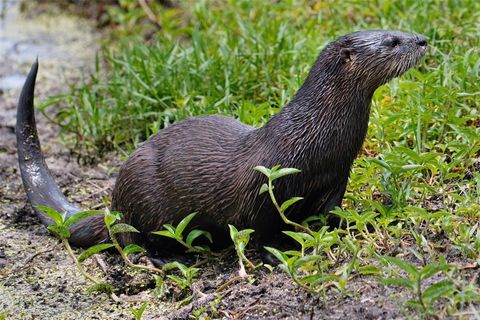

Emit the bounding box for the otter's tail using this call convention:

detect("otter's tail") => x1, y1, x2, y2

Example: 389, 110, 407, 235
16, 61, 106, 247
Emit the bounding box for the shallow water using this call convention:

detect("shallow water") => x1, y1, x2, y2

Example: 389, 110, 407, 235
0, 72, 23, 89
0, 0, 98, 90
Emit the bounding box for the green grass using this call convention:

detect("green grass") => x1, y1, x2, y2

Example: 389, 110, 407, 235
47, 0, 479, 155
43, 0, 480, 317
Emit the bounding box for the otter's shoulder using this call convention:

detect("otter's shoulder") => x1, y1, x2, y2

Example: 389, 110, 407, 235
182, 114, 251, 126
146, 114, 254, 147
170, 114, 254, 133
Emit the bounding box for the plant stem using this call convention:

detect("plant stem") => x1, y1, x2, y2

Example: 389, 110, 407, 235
239, 250, 256, 270
110, 233, 164, 275
178, 239, 210, 255
417, 278, 427, 314
215, 275, 244, 293
238, 255, 247, 277
62, 238, 101, 284
267, 179, 311, 234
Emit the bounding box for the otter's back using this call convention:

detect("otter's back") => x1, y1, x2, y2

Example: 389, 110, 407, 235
111, 115, 255, 233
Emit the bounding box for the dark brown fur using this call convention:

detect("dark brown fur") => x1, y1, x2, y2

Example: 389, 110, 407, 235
17, 30, 427, 252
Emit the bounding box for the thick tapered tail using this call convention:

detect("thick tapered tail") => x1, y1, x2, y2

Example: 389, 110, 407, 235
16, 61, 106, 247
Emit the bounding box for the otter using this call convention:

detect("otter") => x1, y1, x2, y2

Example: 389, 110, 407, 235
17, 30, 427, 253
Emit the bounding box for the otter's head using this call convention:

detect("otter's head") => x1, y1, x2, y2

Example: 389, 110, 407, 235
325, 30, 427, 88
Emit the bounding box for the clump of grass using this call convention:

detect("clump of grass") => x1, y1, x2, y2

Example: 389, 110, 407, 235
44, 0, 479, 156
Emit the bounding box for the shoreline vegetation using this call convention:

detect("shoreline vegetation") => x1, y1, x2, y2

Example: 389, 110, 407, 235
1, 0, 479, 319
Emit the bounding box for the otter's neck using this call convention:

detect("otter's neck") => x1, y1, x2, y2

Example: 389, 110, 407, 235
256, 67, 376, 174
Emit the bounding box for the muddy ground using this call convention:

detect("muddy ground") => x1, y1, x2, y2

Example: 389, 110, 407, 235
0, 2, 461, 320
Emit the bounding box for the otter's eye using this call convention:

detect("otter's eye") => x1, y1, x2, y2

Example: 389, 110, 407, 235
382, 37, 400, 48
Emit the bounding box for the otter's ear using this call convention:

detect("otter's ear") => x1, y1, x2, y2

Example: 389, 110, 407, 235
340, 48, 353, 62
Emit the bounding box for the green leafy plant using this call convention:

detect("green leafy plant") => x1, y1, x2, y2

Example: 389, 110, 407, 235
254, 166, 351, 293
254, 165, 310, 233
228, 225, 258, 277
191, 295, 222, 319
36, 206, 105, 285
382, 256, 454, 316
152, 212, 213, 254
255, 165, 389, 296
129, 302, 148, 320
163, 261, 199, 291
103, 209, 163, 275
162, 261, 200, 306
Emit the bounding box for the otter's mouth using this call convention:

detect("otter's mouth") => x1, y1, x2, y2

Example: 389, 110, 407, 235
392, 46, 427, 78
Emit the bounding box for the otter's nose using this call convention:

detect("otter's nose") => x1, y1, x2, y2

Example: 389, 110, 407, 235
416, 35, 427, 47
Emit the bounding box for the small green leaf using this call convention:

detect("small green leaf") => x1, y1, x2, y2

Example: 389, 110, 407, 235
232, 228, 255, 245
263, 264, 274, 272
151, 230, 176, 238
370, 158, 392, 171
383, 256, 419, 277
270, 168, 302, 181
228, 224, 238, 241
399, 164, 423, 171
64, 210, 102, 228
36, 206, 65, 226
109, 223, 140, 235
104, 209, 121, 227
123, 244, 145, 256
167, 275, 187, 289
253, 166, 271, 177
405, 300, 424, 311
186, 229, 212, 246
343, 236, 359, 254
271, 164, 281, 171
295, 255, 322, 266
258, 183, 269, 195
163, 224, 176, 235
422, 280, 455, 304
299, 273, 333, 286
47, 225, 70, 239
130, 302, 148, 320
419, 263, 452, 279
283, 250, 303, 257
175, 212, 198, 239
264, 247, 288, 265
237, 229, 255, 238
280, 197, 304, 212
162, 261, 187, 272
358, 265, 381, 275
381, 277, 416, 290
282, 230, 313, 246
78, 243, 115, 262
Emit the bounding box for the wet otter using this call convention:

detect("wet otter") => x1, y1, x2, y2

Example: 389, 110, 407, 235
17, 30, 427, 253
